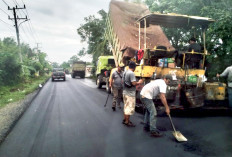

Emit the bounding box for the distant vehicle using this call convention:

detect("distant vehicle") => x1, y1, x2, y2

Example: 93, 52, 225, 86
85, 65, 94, 78
51, 68, 66, 81
71, 61, 86, 78
64, 69, 70, 74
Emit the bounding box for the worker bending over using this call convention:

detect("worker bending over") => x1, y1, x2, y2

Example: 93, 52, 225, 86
140, 75, 172, 137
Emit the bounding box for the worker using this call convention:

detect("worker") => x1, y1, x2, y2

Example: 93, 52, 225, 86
217, 65, 232, 109
186, 37, 203, 69
122, 61, 143, 127
188, 37, 202, 53
109, 64, 124, 111
140, 74, 172, 137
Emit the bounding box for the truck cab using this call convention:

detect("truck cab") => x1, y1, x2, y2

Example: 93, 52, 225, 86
96, 56, 115, 92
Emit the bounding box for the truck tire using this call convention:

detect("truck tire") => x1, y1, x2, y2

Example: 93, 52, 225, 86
97, 75, 103, 88
106, 81, 111, 94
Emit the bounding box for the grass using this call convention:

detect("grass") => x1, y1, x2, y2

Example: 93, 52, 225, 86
0, 75, 50, 108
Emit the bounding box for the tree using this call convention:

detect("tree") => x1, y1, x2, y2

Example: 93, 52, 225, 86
0, 37, 21, 85
77, 9, 110, 64
37, 52, 51, 75
144, 0, 232, 79
60, 62, 70, 69
132, 0, 142, 3
51, 62, 60, 69
0, 36, 51, 85
68, 55, 80, 64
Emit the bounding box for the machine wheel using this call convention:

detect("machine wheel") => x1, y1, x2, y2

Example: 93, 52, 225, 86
97, 75, 103, 88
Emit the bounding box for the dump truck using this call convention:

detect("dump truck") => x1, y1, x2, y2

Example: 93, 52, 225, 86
96, 56, 115, 93
104, 1, 228, 110
71, 61, 86, 78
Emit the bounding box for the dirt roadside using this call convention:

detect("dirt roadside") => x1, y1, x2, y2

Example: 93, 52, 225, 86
0, 80, 48, 144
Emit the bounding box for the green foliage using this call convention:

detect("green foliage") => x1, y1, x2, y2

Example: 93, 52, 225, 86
0, 75, 49, 108
144, 0, 232, 79
132, 0, 142, 3
77, 9, 110, 65
51, 62, 60, 68
0, 38, 22, 85
68, 55, 80, 64
60, 62, 70, 69
78, 48, 86, 56
33, 62, 43, 71
0, 37, 51, 85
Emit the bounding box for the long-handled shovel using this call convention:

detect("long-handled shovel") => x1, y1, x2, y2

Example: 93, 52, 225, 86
104, 93, 110, 107
168, 114, 187, 142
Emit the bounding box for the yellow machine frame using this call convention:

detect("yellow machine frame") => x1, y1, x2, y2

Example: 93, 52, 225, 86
134, 13, 214, 79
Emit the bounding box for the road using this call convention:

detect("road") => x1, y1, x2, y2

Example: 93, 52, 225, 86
0, 75, 231, 157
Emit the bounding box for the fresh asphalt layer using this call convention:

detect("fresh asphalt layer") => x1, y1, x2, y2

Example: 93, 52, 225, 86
0, 75, 231, 157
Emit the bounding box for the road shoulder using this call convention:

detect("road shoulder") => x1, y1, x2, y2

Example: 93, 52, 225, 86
0, 80, 48, 144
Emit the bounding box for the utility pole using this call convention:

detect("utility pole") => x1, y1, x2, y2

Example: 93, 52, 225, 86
8, 5, 27, 63
36, 43, 42, 53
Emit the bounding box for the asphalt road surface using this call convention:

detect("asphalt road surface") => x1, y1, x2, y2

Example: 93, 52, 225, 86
0, 75, 231, 157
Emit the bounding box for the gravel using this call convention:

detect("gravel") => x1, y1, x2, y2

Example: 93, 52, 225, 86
0, 84, 44, 144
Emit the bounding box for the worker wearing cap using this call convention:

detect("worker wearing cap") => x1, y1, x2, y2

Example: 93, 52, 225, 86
109, 64, 124, 111
217, 65, 232, 109
140, 75, 172, 137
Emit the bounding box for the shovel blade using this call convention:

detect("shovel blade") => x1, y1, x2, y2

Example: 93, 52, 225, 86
172, 131, 187, 142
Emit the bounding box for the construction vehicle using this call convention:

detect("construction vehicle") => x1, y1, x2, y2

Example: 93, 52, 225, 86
104, 1, 228, 110
96, 56, 115, 93
71, 61, 86, 78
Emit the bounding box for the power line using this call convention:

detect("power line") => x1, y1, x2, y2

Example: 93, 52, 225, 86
13, 0, 27, 16
20, 20, 37, 43
11, 1, 38, 44
0, 18, 13, 27
0, 7, 10, 16
5, 0, 40, 47
20, 24, 31, 43
25, 16, 39, 43
2, 0, 9, 7
0, 18, 16, 38
13, 0, 20, 6
20, 0, 40, 42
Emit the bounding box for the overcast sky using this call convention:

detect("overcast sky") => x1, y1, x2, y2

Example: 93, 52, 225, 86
0, 0, 114, 64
